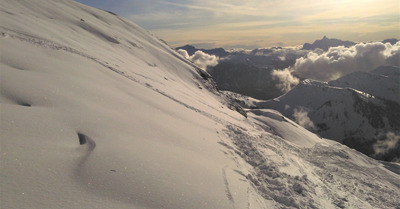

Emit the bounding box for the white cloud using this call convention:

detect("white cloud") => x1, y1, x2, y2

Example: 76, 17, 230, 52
271, 68, 299, 93
373, 132, 399, 155
177, 49, 189, 59
293, 107, 315, 130
178, 49, 219, 70
292, 41, 400, 81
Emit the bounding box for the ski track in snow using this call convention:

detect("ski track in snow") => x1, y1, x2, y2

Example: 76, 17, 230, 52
220, 123, 400, 208
222, 167, 235, 207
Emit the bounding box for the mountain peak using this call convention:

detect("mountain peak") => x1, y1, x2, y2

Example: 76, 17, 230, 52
302, 36, 355, 51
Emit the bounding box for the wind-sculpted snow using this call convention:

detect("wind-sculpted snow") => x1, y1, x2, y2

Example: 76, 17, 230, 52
1, 0, 399, 208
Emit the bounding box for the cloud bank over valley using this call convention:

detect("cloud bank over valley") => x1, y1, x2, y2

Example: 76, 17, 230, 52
292, 41, 400, 81
177, 38, 399, 97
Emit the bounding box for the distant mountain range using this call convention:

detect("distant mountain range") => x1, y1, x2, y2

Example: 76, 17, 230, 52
176, 37, 398, 100
177, 37, 399, 57
382, 38, 399, 45
301, 37, 399, 51
176, 44, 230, 57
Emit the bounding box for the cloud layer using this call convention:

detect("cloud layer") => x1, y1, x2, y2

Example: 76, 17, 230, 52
271, 68, 299, 93
292, 41, 400, 81
373, 132, 399, 155
178, 49, 219, 70
292, 107, 315, 130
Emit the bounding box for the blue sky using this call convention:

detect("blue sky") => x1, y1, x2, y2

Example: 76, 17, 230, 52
75, 0, 399, 49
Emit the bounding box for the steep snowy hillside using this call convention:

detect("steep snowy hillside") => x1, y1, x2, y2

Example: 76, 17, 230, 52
1, 1, 400, 209
259, 79, 400, 162
329, 66, 400, 103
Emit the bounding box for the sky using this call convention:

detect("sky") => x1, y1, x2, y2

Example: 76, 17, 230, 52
75, 0, 400, 49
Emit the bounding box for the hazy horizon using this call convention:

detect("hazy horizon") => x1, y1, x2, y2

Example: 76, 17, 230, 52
74, 0, 399, 49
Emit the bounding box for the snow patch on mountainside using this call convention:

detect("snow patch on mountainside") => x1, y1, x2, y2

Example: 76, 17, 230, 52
258, 75, 400, 162
329, 66, 400, 103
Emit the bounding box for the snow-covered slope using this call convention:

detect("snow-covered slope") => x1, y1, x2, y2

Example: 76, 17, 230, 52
0, 1, 255, 208
1, 1, 400, 209
329, 66, 400, 103
259, 78, 400, 162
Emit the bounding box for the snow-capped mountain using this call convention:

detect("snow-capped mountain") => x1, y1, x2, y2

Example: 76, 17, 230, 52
302, 36, 356, 51
256, 68, 400, 162
329, 66, 400, 103
1, 1, 399, 209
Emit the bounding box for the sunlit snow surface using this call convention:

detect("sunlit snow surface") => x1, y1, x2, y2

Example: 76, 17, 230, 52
1, 1, 399, 208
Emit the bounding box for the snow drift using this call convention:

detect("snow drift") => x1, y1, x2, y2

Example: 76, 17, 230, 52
1, 1, 400, 209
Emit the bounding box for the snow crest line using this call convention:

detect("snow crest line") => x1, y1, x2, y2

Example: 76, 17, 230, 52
0, 27, 152, 84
